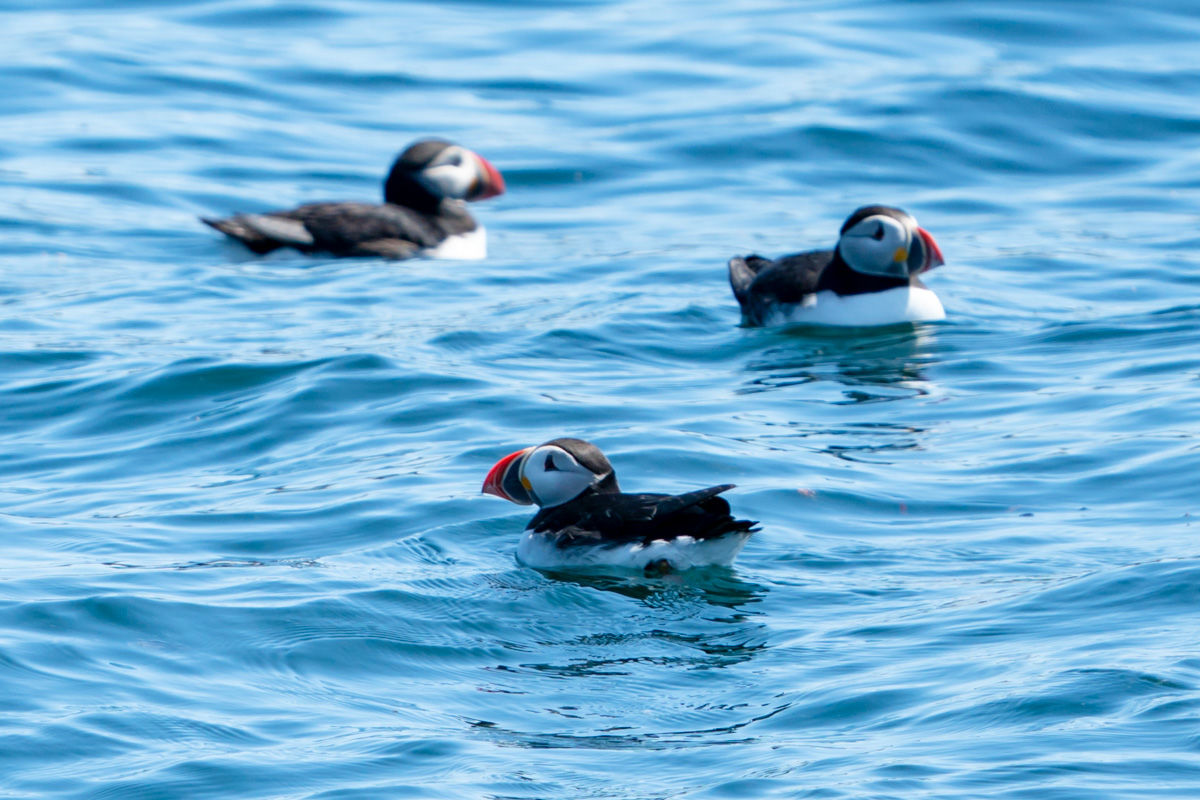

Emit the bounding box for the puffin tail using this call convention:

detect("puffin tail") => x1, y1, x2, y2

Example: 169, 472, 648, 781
202, 213, 314, 255
202, 216, 278, 254
728, 257, 753, 305
728, 255, 771, 325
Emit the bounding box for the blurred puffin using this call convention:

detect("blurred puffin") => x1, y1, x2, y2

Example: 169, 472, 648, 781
202, 138, 504, 259
482, 437, 757, 572
728, 205, 945, 327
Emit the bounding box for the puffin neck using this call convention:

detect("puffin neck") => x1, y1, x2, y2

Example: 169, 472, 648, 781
593, 472, 621, 495
819, 249, 911, 295
553, 474, 621, 506
383, 169, 442, 214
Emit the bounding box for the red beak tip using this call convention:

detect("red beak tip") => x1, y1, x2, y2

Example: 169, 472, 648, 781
918, 227, 945, 270
476, 155, 505, 200
482, 447, 529, 502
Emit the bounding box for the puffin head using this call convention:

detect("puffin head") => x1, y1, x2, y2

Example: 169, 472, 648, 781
384, 138, 505, 208
482, 437, 619, 508
835, 205, 944, 279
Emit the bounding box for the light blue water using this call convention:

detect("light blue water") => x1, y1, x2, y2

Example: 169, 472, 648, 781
3, 1, 1200, 797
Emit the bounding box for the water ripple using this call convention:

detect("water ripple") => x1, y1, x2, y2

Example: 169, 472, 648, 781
3, 0, 1200, 797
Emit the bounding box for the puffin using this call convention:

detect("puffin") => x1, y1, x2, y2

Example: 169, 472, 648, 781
728, 205, 946, 327
482, 437, 757, 572
202, 138, 504, 259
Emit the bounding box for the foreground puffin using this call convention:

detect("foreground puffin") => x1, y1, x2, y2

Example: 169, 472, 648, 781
202, 138, 504, 259
482, 437, 757, 572
728, 205, 946, 327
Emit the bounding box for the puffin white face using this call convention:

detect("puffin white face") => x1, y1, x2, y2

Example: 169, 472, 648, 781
415, 145, 479, 200
418, 145, 505, 202
838, 212, 939, 278
519, 444, 603, 508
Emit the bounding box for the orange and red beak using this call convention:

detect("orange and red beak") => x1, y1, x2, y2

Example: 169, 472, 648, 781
482, 446, 535, 505
916, 227, 944, 272
470, 152, 505, 201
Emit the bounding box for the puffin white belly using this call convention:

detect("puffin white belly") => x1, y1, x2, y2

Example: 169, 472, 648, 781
761, 286, 945, 328
423, 226, 487, 260
517, 530, 752, 571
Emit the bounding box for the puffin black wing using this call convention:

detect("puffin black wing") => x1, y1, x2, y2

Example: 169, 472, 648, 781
527, 485, 757, 548
731, 250, 833, 303
203, 201, 476, 258
729, 250, 834, 325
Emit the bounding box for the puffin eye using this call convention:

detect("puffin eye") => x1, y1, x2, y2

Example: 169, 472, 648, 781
871, 224, 885, 241
543, 453, 558, 471
445, 152, 463, 167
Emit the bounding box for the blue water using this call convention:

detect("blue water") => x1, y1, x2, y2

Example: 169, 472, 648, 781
3, 0, 1200, 796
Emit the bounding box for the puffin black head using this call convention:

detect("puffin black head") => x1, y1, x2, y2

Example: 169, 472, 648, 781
482, 437, 620, 508
836, 205, 944, 279
383, 138, 505, 212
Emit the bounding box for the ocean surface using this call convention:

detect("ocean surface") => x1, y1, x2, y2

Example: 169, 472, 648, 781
3, 0, 1200, 797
